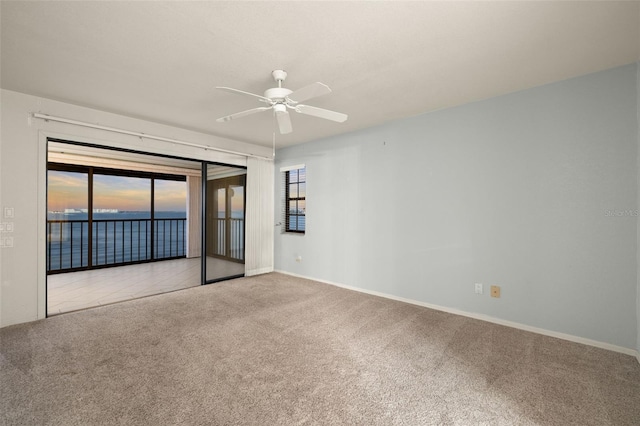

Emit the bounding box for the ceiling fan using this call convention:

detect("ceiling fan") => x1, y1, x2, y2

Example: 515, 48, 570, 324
215, 70, 347, 135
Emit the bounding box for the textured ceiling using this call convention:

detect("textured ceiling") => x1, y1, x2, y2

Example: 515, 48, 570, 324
2, 1, 639, 149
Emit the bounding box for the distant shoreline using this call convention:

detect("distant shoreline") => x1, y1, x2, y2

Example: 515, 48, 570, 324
48, 210, 186, 214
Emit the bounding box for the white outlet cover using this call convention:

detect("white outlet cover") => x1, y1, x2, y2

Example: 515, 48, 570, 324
475, 283, 483, 294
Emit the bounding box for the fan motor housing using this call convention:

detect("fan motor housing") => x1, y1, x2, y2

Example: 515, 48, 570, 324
264, 87, 292, 101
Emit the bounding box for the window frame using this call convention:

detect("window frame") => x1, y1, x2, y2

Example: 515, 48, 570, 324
284, 166, 306, 234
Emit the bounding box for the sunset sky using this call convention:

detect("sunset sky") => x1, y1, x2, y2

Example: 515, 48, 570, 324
48, 171, 187, 212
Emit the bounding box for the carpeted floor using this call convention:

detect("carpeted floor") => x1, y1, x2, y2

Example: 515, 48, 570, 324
1, 273, 639, 425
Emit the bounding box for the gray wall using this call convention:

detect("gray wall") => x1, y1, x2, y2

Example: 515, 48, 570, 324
275, 64, 638, 351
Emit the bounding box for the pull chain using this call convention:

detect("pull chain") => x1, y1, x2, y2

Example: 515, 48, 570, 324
272, 112, 276, 157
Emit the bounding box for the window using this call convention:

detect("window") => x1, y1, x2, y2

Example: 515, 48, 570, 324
284, 166, 306, 233
47, 163, 187, 273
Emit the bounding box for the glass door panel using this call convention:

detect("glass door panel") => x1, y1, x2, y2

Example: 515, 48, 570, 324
212, 187, 226, 257
47, 169, 89, 272
229, 184, 244, 261
92, 174, 151, 266
203, 164, 246, 283
154, 179, 187, 259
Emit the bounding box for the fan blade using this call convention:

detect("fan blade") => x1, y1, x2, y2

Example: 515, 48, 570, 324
216, 87, 272, 103
216, 106, 272, 122
276, 110, 293, 134
287, 82, 331, 103
295, 104, 348, 122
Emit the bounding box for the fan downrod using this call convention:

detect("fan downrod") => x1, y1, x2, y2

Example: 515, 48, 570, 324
265, 70, 292, 100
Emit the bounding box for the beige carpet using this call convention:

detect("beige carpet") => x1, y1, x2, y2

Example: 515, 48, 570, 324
1, 273, 639, 425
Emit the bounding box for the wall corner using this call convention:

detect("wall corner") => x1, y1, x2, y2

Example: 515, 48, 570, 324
636, 61, 640, 357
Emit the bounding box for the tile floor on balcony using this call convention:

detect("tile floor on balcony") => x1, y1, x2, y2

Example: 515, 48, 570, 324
47, 257, 245, 315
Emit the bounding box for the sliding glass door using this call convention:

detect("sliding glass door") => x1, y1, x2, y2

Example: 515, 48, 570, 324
202, 164, 246, 283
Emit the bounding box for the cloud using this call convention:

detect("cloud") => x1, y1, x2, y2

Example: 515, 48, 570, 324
154, 180, 187, 211
48, 171, 88, 210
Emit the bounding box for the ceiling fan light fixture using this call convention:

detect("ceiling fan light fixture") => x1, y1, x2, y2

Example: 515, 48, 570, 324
273, 103, 287, 115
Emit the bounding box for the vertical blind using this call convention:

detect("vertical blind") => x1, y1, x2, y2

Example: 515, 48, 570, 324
245, 157, 275, 276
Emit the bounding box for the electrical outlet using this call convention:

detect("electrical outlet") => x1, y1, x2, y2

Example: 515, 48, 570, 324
4, 207, 14, 218
491, 285, 501, 298
474, 283, 483, 294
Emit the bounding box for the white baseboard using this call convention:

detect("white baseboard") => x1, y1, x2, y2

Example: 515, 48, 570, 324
275, 270, 640, 360
246, 267, 274, 277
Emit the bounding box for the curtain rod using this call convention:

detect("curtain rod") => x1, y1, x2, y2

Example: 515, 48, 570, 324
32, 113, 273, 160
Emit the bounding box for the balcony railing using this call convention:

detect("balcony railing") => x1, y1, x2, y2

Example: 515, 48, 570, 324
213, 218, 245, 261
46, 218, 186, 274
